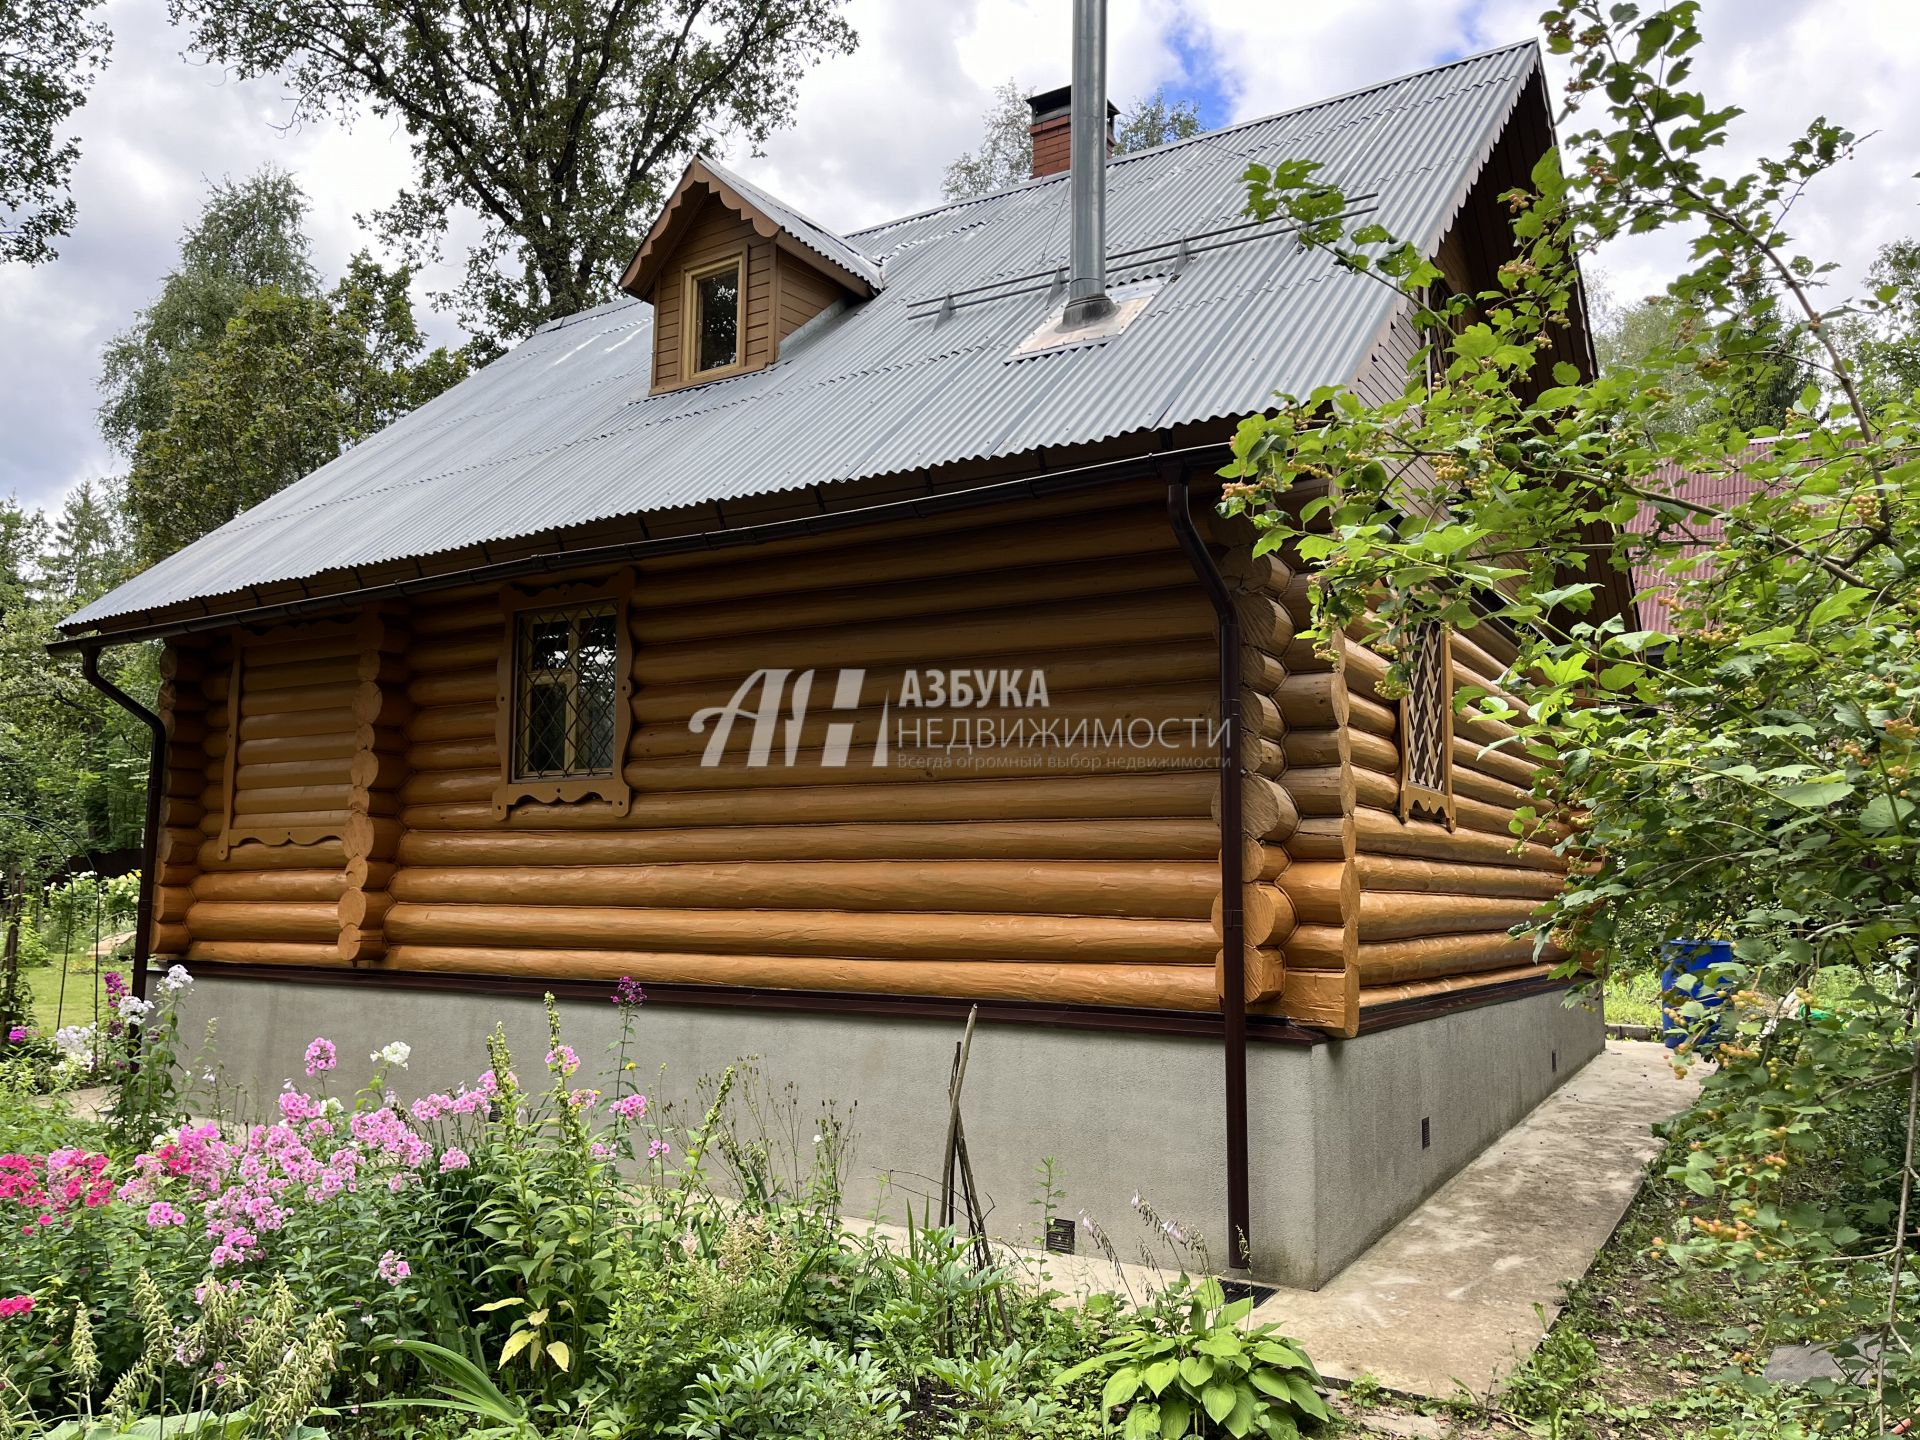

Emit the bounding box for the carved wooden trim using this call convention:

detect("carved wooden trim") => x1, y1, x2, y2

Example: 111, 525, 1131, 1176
492, 572, 636, 820
1398, 621, 1457, 829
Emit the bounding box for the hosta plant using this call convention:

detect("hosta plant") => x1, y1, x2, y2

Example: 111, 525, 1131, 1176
1056, 1279, 1328, 1438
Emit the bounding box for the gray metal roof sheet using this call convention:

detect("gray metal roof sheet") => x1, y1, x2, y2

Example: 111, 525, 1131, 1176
66, 40, 1539, 630
698, 157, 886, 291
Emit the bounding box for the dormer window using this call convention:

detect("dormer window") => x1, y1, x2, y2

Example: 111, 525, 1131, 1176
688, 257, 744, 377
620, 158, 882, 396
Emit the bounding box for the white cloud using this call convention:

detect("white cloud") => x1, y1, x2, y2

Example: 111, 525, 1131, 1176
2, 0, 1912, 516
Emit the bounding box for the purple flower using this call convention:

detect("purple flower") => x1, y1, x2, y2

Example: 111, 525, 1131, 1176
377, 1250, 411, 1286
611, 976, 647, 1009
303, 1038, 337, 1077
6, 1026, 26, 1043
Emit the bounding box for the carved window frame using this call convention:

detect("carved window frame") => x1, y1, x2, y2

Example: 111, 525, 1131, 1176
1397, 621, 1456, 828
492, 573, 635, 819
682, 252, 747, 382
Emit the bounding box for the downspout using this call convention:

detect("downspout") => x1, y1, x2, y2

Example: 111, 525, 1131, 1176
80, 648, 164, 1007
1167, 469, 1252, 1271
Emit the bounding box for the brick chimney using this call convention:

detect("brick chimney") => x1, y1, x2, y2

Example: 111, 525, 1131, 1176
1027, 85, 1117, 179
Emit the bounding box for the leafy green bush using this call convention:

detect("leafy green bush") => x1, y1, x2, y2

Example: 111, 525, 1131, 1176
674, 1330, 905, 1440
1055, 1279, 1328, 1439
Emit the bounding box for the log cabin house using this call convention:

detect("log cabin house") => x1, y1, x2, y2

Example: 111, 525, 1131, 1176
58, 36, 1620, 1285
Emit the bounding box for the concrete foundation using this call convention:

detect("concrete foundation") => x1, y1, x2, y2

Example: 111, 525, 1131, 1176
175, 977, 1603, 1288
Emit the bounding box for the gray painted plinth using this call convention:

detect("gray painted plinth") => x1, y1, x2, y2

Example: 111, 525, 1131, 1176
175, 978, 1603, 1288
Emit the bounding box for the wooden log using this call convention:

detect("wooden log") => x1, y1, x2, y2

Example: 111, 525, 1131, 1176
385, 946, 1221, 1010
233, 733, 358, 767
406, 737, 498, 772
1355, 855, 1567, 900
239, 708, 358, 742
388, 860, 1218, 919
1449, 765, 1531, 814
158, 827, 204, 866
1234, 594, 1294, 651
1215, 945, 1286, 1003
1275, 861, 1356, 926
187, 901, 340, 942
1281, 924, 1353, 973
194, 871, 349, 903
634, 553, 1200, 647
238, 680, 357, 718
428, 771, 1219, 830
196, 838, 349, 871
1264, 967, 1358, 1036
630, 591, 1214, 688
187, 941, 356, 968
1349, 693, 1395, 739
340, 815, 403, 862
338, 891, 394, 931
408, 670, 494, 708
155, 886, 192, 924
1358, 961, 1560, 1010
1283, 765, 1362, 818
1241, 646, 1284, 694
1274, 674, 1345, 729
1216, 549, 1293, 594
1338, 730, 1398, 777
638, 503, 1178, 608
1246, 840, 1290, 883
1357, 891, 1549, 942
384, 903, 1218, 963
395, 819, 1221, 866
223, 758, 354, 790
1452, 735, 1537, 789
410, 634, 498, 675
1354, 931, 1562, 985
1215, 774, 1299, 842
1211, 884, 1295, 947
1338, 809, 1566, 871
151, 922, 190, 955
410, 702, 497, 744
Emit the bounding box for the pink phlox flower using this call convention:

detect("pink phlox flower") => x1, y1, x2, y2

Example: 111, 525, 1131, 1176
648, 1139, 671, 1161
303, 1037, 337, 1076
437, 1148, 470, 1173
545, 1044, 580, 1077
609, 1094, 648, 1122
408, 1094, 453, 1124
376, 1250, 410, 1286
0, 1296, 33, 1319
568, 1088, 599, 1112
146, 1201, 187, 1228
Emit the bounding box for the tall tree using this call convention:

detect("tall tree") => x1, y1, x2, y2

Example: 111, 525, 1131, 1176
1838, 237, 1920, 417
168, 0, 859, 344
124, 254, 470, 563
97, 167, 318, 457
0, 0, 111, 264
941, 80, 1203, 201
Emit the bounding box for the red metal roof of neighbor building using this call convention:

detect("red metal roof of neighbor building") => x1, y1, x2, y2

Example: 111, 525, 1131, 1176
1626, 443, 1777, 633
65, 41, 1548, 633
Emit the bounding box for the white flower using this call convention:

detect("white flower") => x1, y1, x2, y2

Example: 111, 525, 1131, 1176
371, 1041, 411, 1069
53, 1024, 96, 1064
115, 994, 155, 1026
158, 964, 194, 995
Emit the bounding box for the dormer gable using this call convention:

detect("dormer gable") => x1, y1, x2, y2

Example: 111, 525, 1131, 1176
620, 159, 881, 395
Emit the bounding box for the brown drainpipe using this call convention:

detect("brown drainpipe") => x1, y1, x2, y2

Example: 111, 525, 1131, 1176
80, 648, 164, 1006
1166, 468, 1252, 1270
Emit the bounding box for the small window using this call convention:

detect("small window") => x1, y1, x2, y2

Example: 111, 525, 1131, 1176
689, 258, 742, 375
1398, 621, 1455, 825
513, 603, 618, 780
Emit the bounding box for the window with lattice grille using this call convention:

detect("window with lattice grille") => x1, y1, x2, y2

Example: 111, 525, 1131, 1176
494, 577, 634, 817
513, 604, 618, 779
1398, 622, 1455, 826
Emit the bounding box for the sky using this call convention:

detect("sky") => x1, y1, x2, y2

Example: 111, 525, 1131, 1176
1, 0, 1915, 514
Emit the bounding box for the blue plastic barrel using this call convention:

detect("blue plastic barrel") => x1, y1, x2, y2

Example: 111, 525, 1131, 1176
1660, 939, 1736, 1051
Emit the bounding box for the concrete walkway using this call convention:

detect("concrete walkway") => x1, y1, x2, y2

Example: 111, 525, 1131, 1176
1246, 1040, 1697, 1398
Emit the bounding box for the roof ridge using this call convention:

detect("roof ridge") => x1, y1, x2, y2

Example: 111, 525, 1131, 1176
843, 37, 1539, 242
698, 154, 882, 265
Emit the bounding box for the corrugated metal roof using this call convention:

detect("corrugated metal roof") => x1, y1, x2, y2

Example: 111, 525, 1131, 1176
698, 157, 886, 291
66, 40, 1541, 630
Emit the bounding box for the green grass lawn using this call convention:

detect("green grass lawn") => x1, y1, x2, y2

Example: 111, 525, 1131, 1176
20, 958, 129, 1032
